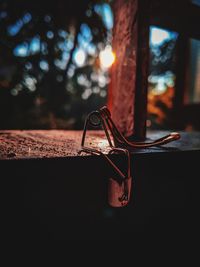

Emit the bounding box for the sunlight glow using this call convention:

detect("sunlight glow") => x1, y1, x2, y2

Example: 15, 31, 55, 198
99, 46, 115, 69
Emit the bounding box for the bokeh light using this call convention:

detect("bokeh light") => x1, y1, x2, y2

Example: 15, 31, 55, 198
99, 45, 115, 69
74, 49, 86, 67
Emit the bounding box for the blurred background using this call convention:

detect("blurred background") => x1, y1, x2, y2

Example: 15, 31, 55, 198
0, 0, 200, 130
0, 0, 114, 129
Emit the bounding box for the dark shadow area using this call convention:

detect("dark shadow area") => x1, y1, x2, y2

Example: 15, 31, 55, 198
1, 148, 199, 243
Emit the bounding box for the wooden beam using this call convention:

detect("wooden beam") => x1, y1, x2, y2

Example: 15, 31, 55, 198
109, 0, 200, 139
172, 35, 190, 129
133, 0, 150, 140
109, 0, 150, 140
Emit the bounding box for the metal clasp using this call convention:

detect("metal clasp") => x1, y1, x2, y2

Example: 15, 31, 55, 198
80, 106, 180, 207
80, 110, 132, 207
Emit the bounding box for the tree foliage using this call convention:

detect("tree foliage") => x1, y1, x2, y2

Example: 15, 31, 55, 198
0, 0, 112, 129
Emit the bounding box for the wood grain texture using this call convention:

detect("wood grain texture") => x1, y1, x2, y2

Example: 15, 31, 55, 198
109, 0, 150, 139
109, 0, 138, 137
0, 130, 111, 159
0, 130, 199, 160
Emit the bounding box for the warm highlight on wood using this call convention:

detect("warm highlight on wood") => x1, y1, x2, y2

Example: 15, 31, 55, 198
1, 130, 199, 160
109, 0, 149, 139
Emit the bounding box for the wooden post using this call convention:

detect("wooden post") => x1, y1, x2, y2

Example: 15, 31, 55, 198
108, 0, 150, 140
173, 35, 189, 129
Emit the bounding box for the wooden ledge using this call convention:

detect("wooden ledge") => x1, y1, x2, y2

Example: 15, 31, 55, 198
1, 130, 199, 242
0, 130, 200, 160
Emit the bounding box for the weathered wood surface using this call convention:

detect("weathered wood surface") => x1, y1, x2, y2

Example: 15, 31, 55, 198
109, 0, 150, 139
1, 130, 200, 242
0, 130, 200, 160
0, 130, 110, 159
109, 0, 137, 137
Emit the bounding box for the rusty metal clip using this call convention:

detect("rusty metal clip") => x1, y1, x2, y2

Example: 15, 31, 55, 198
107, 148, 132, 207
80, 110, 132, 207
80, 106, 180, 207
99, 106, 180, 149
